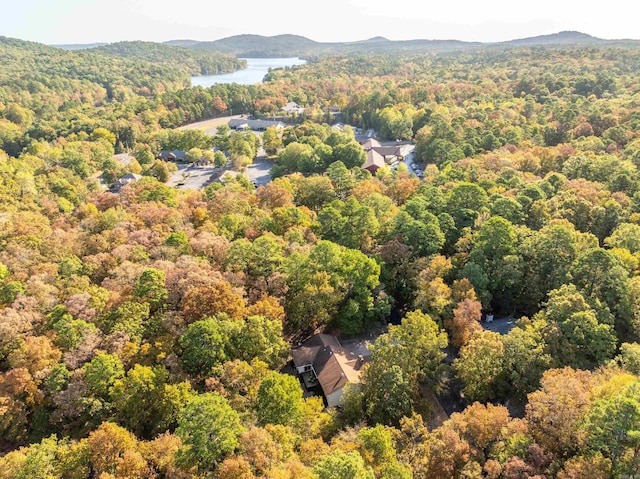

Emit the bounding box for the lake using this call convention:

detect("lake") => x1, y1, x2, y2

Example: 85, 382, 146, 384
191, 57, 307, 87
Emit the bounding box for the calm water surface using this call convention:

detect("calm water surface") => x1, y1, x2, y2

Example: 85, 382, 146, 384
191, 57, 307, 87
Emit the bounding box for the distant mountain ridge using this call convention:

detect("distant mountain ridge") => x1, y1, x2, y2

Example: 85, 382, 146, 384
53, 31, 640, 58
497, 31, 601, 46
160, 31, 639, 57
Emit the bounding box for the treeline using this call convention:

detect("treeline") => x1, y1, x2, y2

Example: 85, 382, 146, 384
91, 41, 246, 76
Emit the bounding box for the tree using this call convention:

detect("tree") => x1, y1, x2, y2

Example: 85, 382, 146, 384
446, 182, 488, 229
525, 367, 593, 457
361, 310, 447, 425
176, 393, 244, 470
316, 197, 379, 251
453, 331, 506, 402
326, 161, 356, 199
446, 402, 512, 462
256, 372, 305, 427
520, 221, 585, 310
234, 315, 288, 369
213, 150, 228, 167
570, 248, 633, 339
179, 316, 241, 376
262, 126, 282, 155
502, 318, 552, 399
362, 363, 414, 426
357, 424, 397, 470
390, 210, 445, 257
87, 422, 148, 479
185, 147, 203, 163
181, 282, 246, 323
616, 342, 640, 375
83, 353, 125, 399
133, 268, 168, 312
285, 241, 384, 333
238, 427, 284, 474
446, 299, 483, 348
313, 450, 374, 479
110, 364, 192, 438
582, 380, 640, 476
465, 216, 522, 311
537, 284, 617, 369
333, 141, 367, 169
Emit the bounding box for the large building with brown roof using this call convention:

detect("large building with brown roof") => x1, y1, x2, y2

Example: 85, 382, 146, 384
291, 334, 365, 408
359, 137, 409, 173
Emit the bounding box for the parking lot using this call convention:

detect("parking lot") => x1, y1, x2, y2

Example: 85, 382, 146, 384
245, 155, 272, 187
167, 163, 223, 190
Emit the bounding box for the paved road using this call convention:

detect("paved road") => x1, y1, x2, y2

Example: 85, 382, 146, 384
482, 316, 517, 335
401, 145, 419, 172
177, 114, 244, 135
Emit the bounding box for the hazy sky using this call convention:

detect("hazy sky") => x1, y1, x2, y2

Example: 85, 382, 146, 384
2, 0, 637, 45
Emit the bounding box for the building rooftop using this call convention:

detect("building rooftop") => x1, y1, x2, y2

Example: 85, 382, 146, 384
292, 333, 365, 400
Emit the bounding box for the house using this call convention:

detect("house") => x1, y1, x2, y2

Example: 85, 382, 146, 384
362, 149, 386, 174
113, 173, 142, 191
112, 153, 134, 166
359, 138, 409, 172
291, 334, 365, 408
281, 101, 305, 115
228, 118, 285, 131
361, 138, 382, 150
159, 150, 187, 161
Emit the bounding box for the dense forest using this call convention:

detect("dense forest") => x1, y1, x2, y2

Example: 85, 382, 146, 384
1, 34, 640, 478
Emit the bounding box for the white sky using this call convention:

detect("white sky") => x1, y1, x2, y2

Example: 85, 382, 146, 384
2, 0, 638, 45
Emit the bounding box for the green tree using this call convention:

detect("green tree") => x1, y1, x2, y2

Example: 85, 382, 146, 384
520, 221, 586, 310
313, 450, 375, 479
465, 216, 522, 311
134, 144, 154, 165
262, 126, 282, 155
285, 241, 384, 333
362, 363, 414, 427
538, 284, 617, 368
235, 315, 288, 369
185, 147, 203, 163
617, 342, 640, 375
256, 372, 305, 427
333, 141, 367, 169
453, 331, 506, 402
83, 353, 125, 399
179, 317, 241, 376
570, 248, 633, 339
446, 182, 488, 229
361, 311, 447, 425
110, 364, 192, 438
213, 150, 228, 168
176, 393, 244, 470
502, 318, 552, 399
357, 424, 397, 469
390, 210, 444, 257
133, 268, 168, 312
582, 381, 640, 476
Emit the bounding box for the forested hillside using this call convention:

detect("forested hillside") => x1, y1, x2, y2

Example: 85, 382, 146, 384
1, 35, 640, 478
90, 41, 246, 76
